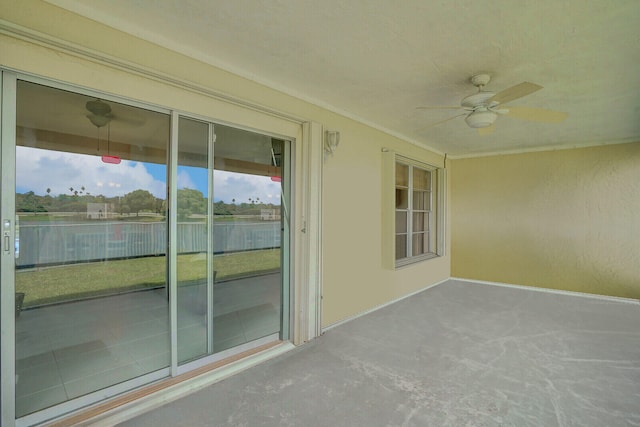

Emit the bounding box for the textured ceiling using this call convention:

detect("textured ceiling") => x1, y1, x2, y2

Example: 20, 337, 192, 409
45, 0, 640, 157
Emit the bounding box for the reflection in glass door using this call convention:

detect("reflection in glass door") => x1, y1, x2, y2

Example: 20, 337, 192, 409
176, 119, 288, 365
2, 76, 290, 424
212, 126, 285, 350
12, 80, 171, 418
176, 117, 213, 363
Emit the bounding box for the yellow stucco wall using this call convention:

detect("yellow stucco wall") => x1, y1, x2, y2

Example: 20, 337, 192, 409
0, 0, 451, 327
451, 143, 640, 299
322, 134, 450, 325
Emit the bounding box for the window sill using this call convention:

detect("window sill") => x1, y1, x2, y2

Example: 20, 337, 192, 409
395, 253, 439, 269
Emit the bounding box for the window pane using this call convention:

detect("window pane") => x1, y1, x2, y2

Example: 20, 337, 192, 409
413, 168, 431, 191
412, 232, 427, 255
395, 211, 407, 232
412, 190, 430, 211
395, 234, 407, 259
395, 188, 408, 209
395, 163, 408, 187
428, 230, 435, 254
413, 212, 427, 232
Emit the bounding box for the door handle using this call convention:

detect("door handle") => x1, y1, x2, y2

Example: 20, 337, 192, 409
3, 219, 10, 254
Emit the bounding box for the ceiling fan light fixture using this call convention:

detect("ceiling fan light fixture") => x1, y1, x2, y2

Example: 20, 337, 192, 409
465, 109, 497, 128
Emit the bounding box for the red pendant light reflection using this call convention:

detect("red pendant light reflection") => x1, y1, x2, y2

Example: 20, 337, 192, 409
101, 155, 121, 164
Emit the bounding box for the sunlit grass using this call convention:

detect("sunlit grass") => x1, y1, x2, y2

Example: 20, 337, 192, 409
16, 249, 280, 308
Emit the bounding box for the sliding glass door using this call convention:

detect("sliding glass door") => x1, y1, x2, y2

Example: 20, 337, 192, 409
211, 125, 285, 351
10, 80, 172, 418
176, 117, 213, 363
176, 119, 287, 365
1, 73, 290, 425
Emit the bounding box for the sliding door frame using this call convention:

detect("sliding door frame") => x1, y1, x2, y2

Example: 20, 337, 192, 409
1, 70, 18, 427
4, 71, 174, 427
172, 112, 293, 375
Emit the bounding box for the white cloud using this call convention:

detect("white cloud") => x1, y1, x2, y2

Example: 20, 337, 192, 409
16, 147, 167, 198
214, 170, 281, 205
176, 168, 197, 190
16, 147, 282, 205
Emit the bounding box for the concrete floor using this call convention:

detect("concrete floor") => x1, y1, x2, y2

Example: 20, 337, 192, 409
119, 279, 640, 427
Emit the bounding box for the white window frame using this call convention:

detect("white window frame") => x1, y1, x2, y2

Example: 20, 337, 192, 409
382, 151, 445, 269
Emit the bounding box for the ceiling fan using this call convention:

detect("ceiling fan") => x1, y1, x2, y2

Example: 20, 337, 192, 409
85, 99, 123, 164
418, 74, 568, 135
85, 99, 146, 128
86, 99, 114, 128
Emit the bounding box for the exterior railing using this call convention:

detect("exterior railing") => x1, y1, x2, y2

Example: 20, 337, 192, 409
16, 221, 281, 267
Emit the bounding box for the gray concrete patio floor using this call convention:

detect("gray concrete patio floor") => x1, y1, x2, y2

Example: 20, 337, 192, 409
119, 279, 640, 427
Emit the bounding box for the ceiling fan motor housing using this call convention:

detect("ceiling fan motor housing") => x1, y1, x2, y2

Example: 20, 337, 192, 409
86, 99, 113, 128
86, 99, 111, 116
461, 91, 495, 109
471, 73, 491, 87
465, 109, 497, 128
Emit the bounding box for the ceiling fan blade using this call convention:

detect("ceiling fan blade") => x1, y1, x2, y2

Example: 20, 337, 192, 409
416, 106, 463, 110
112, 114, 147, 127
488, 82, 543, 105
505, 106, 568, 123
477, 125, 495, 136
423, 113, 466, 130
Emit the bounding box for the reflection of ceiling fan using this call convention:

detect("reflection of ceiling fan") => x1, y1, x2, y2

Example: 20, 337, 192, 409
85, 99, 145, 128
418, 74, 568, 135
86, 99, 114, 128
85, 99, 123, 164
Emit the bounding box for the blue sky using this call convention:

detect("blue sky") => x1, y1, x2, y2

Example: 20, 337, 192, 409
178, 165, 281, 205
16, 147, 281, 204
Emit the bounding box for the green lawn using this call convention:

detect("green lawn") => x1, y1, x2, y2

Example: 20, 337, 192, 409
16, 249, 280, 308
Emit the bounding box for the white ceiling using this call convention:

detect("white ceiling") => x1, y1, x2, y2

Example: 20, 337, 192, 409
45, 0, 640, 157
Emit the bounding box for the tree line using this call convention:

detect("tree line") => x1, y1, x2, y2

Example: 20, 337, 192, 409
16, 188, 279, 219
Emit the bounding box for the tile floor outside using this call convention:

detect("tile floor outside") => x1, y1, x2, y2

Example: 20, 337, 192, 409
14, 273, 281, 418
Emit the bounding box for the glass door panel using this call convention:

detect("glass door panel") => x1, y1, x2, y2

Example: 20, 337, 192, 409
14, 80, 171, 417
176, 117, 212, 364
176, 120, 287, 363
212, 125, 284, 352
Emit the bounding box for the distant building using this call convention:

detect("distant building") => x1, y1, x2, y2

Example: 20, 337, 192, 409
87, 203, 108, 219
260, 209, 280, 220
